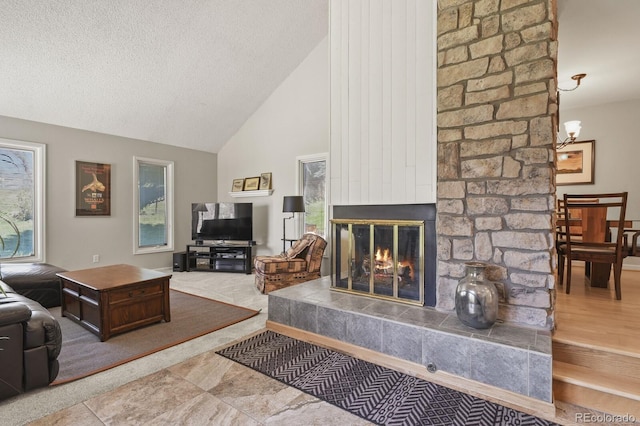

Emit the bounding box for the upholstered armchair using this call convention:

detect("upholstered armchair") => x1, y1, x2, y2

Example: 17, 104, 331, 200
254, 233, 327, 294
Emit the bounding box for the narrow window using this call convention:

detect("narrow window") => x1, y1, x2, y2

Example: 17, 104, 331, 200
297, 154, 327, 239
134, 157, 174, 254
0, 138, 45, 261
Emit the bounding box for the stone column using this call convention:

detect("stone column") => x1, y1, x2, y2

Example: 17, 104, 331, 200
436, 0, 558, 328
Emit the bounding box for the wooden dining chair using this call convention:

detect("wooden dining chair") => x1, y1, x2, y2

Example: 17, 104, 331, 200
623, 225, 640, 257
557, 192, 628, 300
556, 197, 595, 271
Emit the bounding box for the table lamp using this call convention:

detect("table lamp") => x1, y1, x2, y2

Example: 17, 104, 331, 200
282, 196, 305, 253
192, 203, 208, 244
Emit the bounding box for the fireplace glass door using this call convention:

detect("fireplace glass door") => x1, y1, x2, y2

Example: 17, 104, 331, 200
331, 219, 424, 305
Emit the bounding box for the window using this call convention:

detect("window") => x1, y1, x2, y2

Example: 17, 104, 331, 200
0, 138, 45, 261
133, 157, 174, 254
297, 154, 327, 239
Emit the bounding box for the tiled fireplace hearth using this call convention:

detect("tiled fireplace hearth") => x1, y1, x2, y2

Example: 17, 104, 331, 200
268, 203, 552, 405
268, 278, 552, 403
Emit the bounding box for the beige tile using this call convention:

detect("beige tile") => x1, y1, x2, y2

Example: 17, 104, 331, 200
167, 350, 237, 391
84, 369, 204, 424
210, 363, 317, 422
27, 403, 103, 426
264, 399, 374, 426
150, 392, 260, 425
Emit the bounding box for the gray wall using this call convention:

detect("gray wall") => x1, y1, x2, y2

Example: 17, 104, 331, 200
0, 115, 217, 271
217, 37, 329, 258
557, 98, 640, 269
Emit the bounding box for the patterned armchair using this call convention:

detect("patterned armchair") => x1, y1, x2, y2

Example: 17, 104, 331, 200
254, 233, 327, 294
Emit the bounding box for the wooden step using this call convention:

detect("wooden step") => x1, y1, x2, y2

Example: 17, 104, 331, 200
553, 340, 640, 380
553, 361, 640, 417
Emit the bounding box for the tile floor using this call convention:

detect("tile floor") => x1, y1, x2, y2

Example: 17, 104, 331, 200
0, 270, 606, 425
2, 271, 370, 426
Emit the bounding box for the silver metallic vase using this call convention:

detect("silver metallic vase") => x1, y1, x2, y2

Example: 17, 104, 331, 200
455, 262, 499, 329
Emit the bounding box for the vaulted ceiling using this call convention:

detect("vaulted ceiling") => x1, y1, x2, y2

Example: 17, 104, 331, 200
1, 1, 637, 153
0, 0, 328, 153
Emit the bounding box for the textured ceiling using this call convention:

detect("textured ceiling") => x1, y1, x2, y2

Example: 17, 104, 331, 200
558, 0, 640, 111
0, 0, 328, 153
1, 1, 636, 153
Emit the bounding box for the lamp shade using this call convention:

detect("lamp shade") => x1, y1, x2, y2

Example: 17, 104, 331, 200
193, 203, 207, 212
564, 120, 581, 139
283, 196, 305, 213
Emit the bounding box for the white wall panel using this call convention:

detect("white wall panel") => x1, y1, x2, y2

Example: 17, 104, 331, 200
381, 0, 393, 202
330, 0, 436, 206
368, 0, 383, 203
415, 0, 435, 201
348, 0, 362, 203
329, 3, 348, 204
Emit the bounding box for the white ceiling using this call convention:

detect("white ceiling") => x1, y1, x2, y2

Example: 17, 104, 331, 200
557, 0, 640, 111
0, 0, 328, 153
1, 1, 637, 153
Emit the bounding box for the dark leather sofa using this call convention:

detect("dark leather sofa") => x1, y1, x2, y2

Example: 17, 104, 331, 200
0, 263, 66, 308
0, 280, 62, 400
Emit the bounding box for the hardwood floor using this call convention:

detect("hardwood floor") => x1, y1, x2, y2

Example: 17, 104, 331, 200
554, 263, 640, 356
553, 263, 640, 418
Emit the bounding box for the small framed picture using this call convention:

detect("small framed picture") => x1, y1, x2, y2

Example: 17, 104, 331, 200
243, 177, 260, 191
557, 140, 595, 185
259, 172, 272, 190
231, 179, 245, 192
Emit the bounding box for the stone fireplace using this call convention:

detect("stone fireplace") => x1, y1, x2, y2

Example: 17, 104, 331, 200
267, 0, 557, 409
268, 206, 550, 405
331, 204, 437, 306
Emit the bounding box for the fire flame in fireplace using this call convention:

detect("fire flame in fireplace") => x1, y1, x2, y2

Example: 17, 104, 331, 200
372, 246, 414, 280
375, 247, 391, 262
374, 247, 393, 273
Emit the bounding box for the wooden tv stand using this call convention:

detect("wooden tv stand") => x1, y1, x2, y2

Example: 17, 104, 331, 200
186, 241, 254, 274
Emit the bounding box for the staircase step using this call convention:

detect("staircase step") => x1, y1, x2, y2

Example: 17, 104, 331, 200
553, 340, 640, 380
553, 361, 640, 417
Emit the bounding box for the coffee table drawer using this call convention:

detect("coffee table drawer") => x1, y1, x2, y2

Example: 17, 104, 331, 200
109, 282, 163, 303
109, 295, 164, 332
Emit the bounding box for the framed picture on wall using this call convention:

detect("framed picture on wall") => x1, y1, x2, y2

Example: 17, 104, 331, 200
243, 177, 260, 191
231, 178, 245, 192
556, 140, 595, 185
259, 172, 272, 190
75, 160, 111, 216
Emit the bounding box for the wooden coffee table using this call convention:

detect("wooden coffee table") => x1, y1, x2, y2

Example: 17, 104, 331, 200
57, 264, 172, 341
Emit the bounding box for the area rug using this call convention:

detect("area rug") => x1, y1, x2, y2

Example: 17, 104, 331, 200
217, 331, 558, 426
51, 289, 259, 385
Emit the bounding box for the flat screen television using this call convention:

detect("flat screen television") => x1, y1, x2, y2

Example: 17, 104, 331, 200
191, 202, 253, 243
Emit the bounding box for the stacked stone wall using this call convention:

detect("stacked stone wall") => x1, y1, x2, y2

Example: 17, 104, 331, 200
436, 0, 558, 328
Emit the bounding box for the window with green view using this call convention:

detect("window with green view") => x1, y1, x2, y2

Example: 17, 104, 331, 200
0, 139, 45, 261
134, 157, 174, 254
299, 154, 327, 239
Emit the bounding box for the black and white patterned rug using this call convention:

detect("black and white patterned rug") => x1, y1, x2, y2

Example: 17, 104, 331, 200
216, 330, 557, 426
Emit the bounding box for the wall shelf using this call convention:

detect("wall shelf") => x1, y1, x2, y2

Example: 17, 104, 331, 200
229, 189, 273, 198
